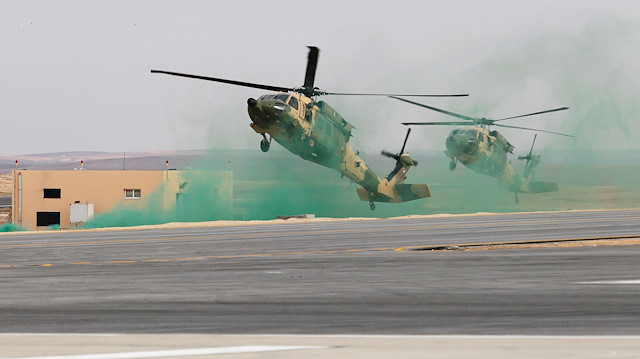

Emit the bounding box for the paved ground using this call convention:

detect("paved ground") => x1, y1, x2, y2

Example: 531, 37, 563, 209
2, 334, 640, 359
1, 209, 639, 357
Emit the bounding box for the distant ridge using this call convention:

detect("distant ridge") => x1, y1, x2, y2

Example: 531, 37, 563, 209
0, 148, 292, 172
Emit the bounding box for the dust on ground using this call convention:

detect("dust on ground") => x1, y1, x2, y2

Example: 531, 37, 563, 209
437, 237, 640, 251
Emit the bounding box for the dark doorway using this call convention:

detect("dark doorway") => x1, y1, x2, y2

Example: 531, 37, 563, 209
37, 212, 60, 226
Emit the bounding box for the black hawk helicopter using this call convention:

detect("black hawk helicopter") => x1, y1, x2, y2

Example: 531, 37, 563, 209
392, 97, 573, 203
151, 47, 467, 210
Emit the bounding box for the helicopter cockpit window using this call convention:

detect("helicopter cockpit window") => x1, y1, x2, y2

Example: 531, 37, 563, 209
275, 94, 289, 102
451, 129, 460, 136
288, 96, 299, 110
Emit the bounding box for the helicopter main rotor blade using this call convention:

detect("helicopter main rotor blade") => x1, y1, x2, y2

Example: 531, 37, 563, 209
495, 123, 575, 137
402, 121, 471, 126
400, 128, 411, 154
494, 107, 570, 122
303, 47, 319, 92
380, 150, 400, 161
523, 134, 537, 179
324, 92, 468, 97
390, 96, 477, 121
150, 70, 294, 93
528, 133, 537, 158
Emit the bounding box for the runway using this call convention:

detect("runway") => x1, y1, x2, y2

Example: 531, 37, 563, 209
1, 209, 640, 335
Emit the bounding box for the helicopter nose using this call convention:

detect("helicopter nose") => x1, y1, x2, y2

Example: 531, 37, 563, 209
247, 98, 257, 107
446, 135, 473, 155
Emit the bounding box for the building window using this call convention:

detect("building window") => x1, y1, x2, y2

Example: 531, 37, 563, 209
124, 189, 141, 199
43, 188, 61, 198
37, 212, 60, 226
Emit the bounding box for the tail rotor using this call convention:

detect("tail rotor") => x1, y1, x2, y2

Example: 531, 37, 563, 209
518, 134, 539, 179
381, 128, 418, 167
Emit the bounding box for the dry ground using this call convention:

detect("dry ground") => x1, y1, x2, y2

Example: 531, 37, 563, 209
0, 173, 11, 223
0, 173, 11, 196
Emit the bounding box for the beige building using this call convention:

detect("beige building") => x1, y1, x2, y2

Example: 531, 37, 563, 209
11, 169, 232, 230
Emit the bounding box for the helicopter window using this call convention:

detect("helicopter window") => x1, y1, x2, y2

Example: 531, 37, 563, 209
288, 96, 299, 110
263, 94, 276, 100
451, 129, 460, 136
275, 94, 289, 102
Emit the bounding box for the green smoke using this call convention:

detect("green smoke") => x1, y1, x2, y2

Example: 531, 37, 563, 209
0, 223, 24, 232
81, 144, 639, 229
454, 19, 639, 151
422, 18, 640, 209
83, 186, 172, 228
83, 168, 234, 229
83, 18, 639, 229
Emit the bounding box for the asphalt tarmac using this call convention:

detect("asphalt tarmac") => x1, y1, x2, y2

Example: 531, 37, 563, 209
1, 209, 639, 336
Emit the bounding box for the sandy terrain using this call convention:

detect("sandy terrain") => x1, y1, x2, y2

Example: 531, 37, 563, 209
0, 174, 10, 223
0, 173, 11, 196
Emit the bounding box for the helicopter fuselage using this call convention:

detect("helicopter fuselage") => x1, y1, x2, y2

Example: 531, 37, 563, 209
394, 96, 570, 199
442, 126, 558, 194
444, 126, 517, 182
151, 46, 438, 208
247, 92, 384, 194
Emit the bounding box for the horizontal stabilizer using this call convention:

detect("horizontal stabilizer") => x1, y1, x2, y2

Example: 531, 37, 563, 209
395, 183, 431, 201
526, 181, 559, 193
356, 184, 431, 203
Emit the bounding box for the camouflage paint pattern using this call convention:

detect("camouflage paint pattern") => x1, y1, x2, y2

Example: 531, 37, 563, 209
247, 92, 429, 204
443, 126, 557, 194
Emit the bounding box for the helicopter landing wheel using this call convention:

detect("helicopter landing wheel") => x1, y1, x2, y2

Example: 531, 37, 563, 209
369, 200, 376, 211
260, 137, 270, 152
449, 159, 457, 171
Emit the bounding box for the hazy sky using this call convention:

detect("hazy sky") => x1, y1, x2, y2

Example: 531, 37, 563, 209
2, 0, 639, 155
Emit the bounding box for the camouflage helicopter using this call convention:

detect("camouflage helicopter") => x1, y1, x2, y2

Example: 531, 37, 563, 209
151, 47, 467, 210
392, 97, 573, 203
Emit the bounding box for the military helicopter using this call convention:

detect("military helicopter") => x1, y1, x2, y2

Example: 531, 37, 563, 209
392, 97, 573, 203
151, 47, 468, 210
